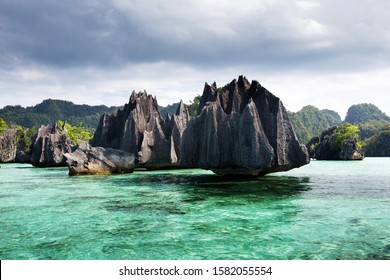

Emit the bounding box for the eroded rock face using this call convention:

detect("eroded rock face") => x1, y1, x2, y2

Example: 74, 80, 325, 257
0, 129, 18, 163
180, 76, 310, 176
30, 124, 75, 167
0, 128, 35, 163
139, 100, 190, 169
90, 76, 309, 174
341, 138, 364, 160
64, 141, 135, 175
91, 91, 189, 169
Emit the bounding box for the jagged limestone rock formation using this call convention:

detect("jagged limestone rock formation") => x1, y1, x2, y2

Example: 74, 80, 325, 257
30, 124, 75, 167
138, 101, 189, 169
341, 138, 364, 160
0, 128, 35, 163
0, 128, 18, 163
180, 76, 310, 176
64, 141, 135, 175
91, 91, 189, 169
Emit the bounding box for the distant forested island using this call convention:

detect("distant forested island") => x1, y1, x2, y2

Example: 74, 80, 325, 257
0, 99, 120, 128
289, 103, 390, 157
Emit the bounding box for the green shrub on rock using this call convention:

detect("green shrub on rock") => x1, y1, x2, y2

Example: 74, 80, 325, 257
0, 118, 8, 134
329, 123, 362, 151
56, 120, 92, 143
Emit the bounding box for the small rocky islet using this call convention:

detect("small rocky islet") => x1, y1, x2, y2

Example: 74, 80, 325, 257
308, 126, 364, 160
1, 75, 365, 176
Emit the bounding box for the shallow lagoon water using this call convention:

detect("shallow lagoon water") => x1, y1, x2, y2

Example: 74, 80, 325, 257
0, 158, 389, 260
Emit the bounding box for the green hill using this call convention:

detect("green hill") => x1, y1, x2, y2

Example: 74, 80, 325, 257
342, 103, 390, 142
345, 103, 390, 124
289, 106, 342, 144
363, 129, 390, 157
0, 99, 118, 128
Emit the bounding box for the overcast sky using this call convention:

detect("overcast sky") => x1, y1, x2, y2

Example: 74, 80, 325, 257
1, 0, 390, 118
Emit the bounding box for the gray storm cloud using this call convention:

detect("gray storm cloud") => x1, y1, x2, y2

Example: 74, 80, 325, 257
1, 0, 388, 70
1, 0, 390, 115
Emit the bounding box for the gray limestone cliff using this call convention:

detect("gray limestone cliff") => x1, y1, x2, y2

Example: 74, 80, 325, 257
0, 128, 35, 163
0, 129, 18, 163
30, 124, 75, 167
180, 76, 310, 176
91, 91, 189, 169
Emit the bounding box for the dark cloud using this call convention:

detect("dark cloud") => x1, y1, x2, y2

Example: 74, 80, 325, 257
2, 0, 388, 71
1, 0, 138, 67
1, 0, 390, 116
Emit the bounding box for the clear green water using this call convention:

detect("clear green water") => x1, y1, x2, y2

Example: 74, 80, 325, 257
0, 158, 389, 260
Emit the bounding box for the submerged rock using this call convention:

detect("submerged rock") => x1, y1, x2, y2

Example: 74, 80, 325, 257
180, 76, 309, 176
30, 124, 75, 167
64, 141, 135, 175
91, 91, 189, 169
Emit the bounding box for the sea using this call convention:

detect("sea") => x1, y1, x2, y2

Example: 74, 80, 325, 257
0, 158, 389, 260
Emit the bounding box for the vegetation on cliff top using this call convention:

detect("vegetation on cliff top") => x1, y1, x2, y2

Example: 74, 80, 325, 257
56, 120, 92, 143
329, 123, 362, 151
188, 95, 201, 117
0, 118, 8, 134
307, 122, 364, 160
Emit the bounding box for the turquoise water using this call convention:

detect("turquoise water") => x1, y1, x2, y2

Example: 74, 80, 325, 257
0, 158, 389, 260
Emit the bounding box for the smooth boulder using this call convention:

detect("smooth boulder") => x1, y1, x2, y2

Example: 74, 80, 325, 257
64, 141, 135, 175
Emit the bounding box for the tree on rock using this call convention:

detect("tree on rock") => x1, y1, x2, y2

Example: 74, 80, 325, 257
56, 120, 92, 143
309, 122, 364, 160
329, 123, 362, 151
0, 118, 8, 134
